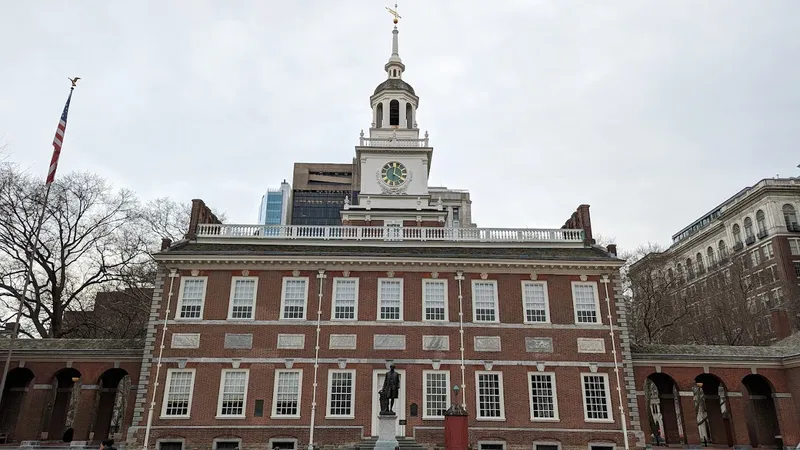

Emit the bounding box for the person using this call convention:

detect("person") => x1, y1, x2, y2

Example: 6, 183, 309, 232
380, 365, 401, 413
100, 439, 117, 450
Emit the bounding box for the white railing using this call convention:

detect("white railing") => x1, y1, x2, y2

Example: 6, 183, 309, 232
359, 136, 429, 147
195, 224, 585, 243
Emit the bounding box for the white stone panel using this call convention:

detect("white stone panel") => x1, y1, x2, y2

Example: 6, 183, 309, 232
474, 336, 501, 352
577, 337, 606, 353
224, 333, 253, 349
170, 333, 200, 349
525, 337, 553, 353
329, 334, 357, 350
422, 335, 450, 351
373, 334, 406, 350
277, 334, 305, 349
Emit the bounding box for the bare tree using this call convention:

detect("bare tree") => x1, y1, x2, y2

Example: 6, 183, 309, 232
624, 243, 693, 344
0, 170, 150, 338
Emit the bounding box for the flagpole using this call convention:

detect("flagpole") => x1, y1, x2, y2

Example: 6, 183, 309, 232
0, 79, 78, 408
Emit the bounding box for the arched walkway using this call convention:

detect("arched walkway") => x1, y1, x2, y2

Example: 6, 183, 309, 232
89, 368, 131, 442
742, 374, 782, 447
693, 374, 734, 446
644, 373, 685, 444
0, 367, 35, 441
42, 368, 82, 442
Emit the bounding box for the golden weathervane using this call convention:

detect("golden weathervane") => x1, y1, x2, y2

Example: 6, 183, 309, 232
385, 3, 401, 24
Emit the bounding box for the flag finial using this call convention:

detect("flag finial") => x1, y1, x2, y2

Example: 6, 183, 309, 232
68, 77, 81, 89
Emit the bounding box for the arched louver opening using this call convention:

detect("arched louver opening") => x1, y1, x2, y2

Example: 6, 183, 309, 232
389, 100, 400, 126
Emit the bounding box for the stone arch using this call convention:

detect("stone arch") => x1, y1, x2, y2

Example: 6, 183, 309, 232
0, 367, 35, 442
389, 99, 400, 126
741, 374, 781, 447
405, 102, 413, 129
693, 373, 734, 447
89, 368, 130, 442
644, 373, 685, 445
42, 368, 82, 442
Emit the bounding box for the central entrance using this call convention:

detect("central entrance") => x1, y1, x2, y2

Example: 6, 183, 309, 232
371, 368, 406, 437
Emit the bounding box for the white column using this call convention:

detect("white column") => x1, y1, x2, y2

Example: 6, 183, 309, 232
383, 100, 390, 128
399, 100, 407, 129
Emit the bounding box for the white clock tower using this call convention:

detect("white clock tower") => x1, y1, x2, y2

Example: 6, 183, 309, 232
342, 10, 447, 227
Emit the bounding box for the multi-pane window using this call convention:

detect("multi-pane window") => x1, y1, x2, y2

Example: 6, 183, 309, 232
272, 370, 302, 418
572, 282, 599, 324
177, 278, 206, 319
528, 373, 558, 420
378, 279, 403, 320
751, 250, 761, 267
475, 372, 504, 419
763, 243, 774, 259
794, 262, 800, 278
790, 239, 800, 256
327, 370, 355, 418
162, 369, 195, 417
423, 280, 448, 321
228, 277, 257, 319
522, 281, 549, 323
217, 370, 248, 417
281, 278, 308, 320
582, 374, 612, 421
332, 278, 358, 320
423, 371, 450, 419
472, 281, 498, 322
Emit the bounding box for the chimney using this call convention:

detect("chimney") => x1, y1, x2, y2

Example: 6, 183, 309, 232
607, 244, 617, 257
161, 238, 172, 251
770, 308, 792, 341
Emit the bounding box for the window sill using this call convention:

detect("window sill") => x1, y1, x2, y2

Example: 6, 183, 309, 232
270, 415, 302, 420
584, 418, 614, 424
215, 415, 246, 420
422, 416, 444, 421
331, 318, 358, 322
279, 318, 307, 321
472, 320, 500, 324
226, 318, 255, 321
325, 415, 355, 420
530, 417, 560, 422
476, 417, 506, 421
524, 321, 551, 325
377, 318, 404, 322
174, 318, 203, 322
159, 415, 191, 420
422, 320, 449, 323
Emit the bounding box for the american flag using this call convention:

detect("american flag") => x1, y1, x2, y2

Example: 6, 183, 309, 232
46, 89, 73, 185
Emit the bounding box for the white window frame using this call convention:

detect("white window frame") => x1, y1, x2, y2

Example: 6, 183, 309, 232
587, 444, 616, 450
212, 439, 242, 450
521, 281, 550, 324
227, 276, 258, 320
422, 279, 449, 322
216, 369, 250, 419
175, 277, 208, 320
762, 243, 774, 259
790, 238, 800, 256
527, 371, 559, 421
326, 369, 356, 419
471, 280, 499, 323
571, 281, 601, 325
580, 372, 614, 423
280, 277, 309, 320
331, 277, 359, 321
271, 369, 303, 419
268, 439, 298, 450
422, 370, 451, 419
477, 441, 506, 450
377, 278, 404, 321
157, 440, 185, 450
160, 368, 196, 419
474, 371, 505, 420
534, 442, 562, 450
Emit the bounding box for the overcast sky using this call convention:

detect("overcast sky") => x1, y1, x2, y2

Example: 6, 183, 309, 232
2, 1, 799, 251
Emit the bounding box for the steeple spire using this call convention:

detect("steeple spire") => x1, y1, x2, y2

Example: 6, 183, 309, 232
384, 4, 405, 79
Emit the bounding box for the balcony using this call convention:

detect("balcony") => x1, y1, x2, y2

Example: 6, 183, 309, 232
733, 242, 744, 252
757, 229, 768, 239
789, 223, 800, 233
745, 235, 756, 246
359, 135, 429, 148
195, 224, 585, 244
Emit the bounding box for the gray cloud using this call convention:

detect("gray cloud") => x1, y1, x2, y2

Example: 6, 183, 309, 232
2, 0, 799, 250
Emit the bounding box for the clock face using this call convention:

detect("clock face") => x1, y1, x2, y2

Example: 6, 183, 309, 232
380, 161, 408, 186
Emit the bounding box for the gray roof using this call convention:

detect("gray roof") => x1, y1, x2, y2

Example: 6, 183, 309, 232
374, 78, 416, 96
161, 242, 620, 263
631, 331, 800, 361
0, 338, 143, 352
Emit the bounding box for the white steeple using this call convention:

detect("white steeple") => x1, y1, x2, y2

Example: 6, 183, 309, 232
385, 25, 405, 79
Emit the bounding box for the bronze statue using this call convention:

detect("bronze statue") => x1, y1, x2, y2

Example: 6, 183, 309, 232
378, 365, 400, 415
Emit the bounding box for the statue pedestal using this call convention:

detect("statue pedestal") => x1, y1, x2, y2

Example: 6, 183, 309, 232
375, 413, 399, 450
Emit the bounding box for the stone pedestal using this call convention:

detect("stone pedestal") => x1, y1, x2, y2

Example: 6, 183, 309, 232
444, 403, 469, 450
375, 413, 399, 450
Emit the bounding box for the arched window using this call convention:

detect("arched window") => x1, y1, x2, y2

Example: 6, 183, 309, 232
732, 224, 742, 244
707, 246, 716, 267
756, 209, 766, 235
686, 258, 694, 279
783, 204, 798, 230
718, 240, 727, 259
389, 99, 400, 126
667, 268, 675, 283
696, 252, 705, 273
677, 263, 685, 282
376, 103, 383, 128
744, 217, 754, 240
406, 103, 413, 129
